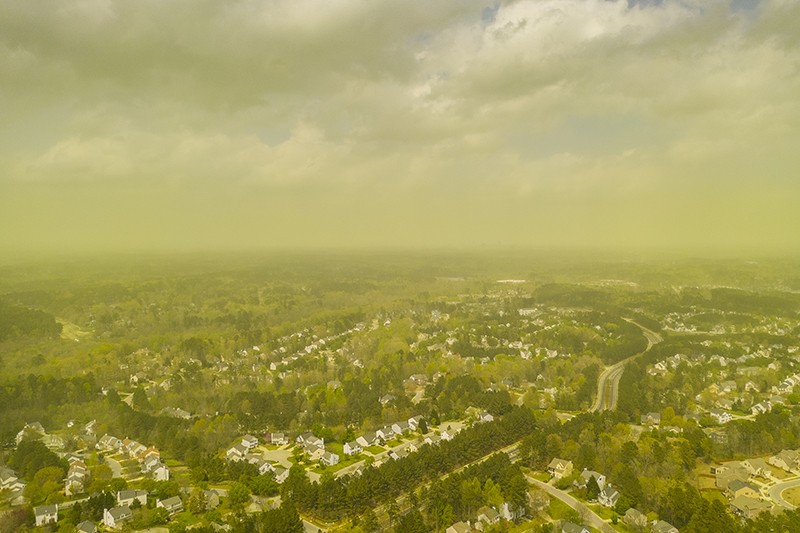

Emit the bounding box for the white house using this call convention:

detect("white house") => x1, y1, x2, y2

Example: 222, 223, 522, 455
579, 470, 606, 490
392, 421, 411, 435
116, 489, 147, 507
103, 506, 132, 529
377, 426, 396, 441
321, 451, 340, 467
356, 432, 378, 447
270, 433, 288, 446
156, 496, 184, 514
598, 487, 620, 508
242, 435, 259, 449
273, 467, 289, 484
34, 505, 58, 527
344, 441, 362, 456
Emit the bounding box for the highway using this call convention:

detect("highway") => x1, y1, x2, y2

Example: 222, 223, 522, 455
591, 321, 662, 412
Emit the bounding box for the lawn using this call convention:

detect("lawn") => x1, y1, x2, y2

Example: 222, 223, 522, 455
547, 496, 578, 522
365, 445, 385, 454
782, 486, 800, 507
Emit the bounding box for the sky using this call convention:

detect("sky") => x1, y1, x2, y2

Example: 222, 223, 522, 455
0, 0, 798, 254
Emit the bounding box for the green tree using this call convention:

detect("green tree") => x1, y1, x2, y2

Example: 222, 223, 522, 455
229, 482, 251, 508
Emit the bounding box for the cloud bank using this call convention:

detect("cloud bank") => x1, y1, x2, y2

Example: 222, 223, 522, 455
1, 0, 798, 252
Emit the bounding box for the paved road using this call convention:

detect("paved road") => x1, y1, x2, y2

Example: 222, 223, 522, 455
591, 321, 662, 412
769, 478, 800, 509
105, 456, 123, 478
527, 477, 617, 533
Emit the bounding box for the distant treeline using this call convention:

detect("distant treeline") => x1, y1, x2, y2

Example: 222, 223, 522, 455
0, 299, 61, 341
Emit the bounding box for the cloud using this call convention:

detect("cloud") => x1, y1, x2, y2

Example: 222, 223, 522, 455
0, 0, 798, 251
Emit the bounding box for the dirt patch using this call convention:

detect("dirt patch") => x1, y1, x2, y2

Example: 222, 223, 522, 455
58, 318, 92, 341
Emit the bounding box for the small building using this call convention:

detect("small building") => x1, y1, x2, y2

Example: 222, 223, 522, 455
103, 506, 132, 529
344, 441, 362, 456
446, 521, 472, 533
34, 505, 59, 527
356, 432, 378, 448
640, 412, 662, 426
157, 496, 184, 514
651, 520, 679, 533
623, 508, 647, 528
321, 451, 340, 467
76, 521, 97, 533
117, 489, 147, 507
578, 470, 606, 490
476, 506, 500, 528
561, 522, 589, 533
270, 433, 288, 446
547, 458, 573, 479
242, 435, 259, 449
598, 486, 620, 508
726, 479, 760, 500
730, 495, 772, 519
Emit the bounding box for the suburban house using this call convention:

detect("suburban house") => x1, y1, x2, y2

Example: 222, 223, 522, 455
392, 421, 411, 435
742, 458, 771, 478
726, 480, 760, 500
769, 449, 800, 472
730, 495, 772, 519
296, 432, 324, 448
651, 520, 679, 533
34, 505, 58, 526
204, 490, 221, 509
623, 508, 647, 528
356, 432, 378, 448
103, 506, 132, 529
561, 522, 590, 533
76, 520, 97, 533
640, 412, 662, 426
241, 435, 259, 449
578, 470, 606, 490
377, 426, 396, 441
408, 416, 425, 431
226, 444, 248, 462
156, 496, 184, 514
344, 441, 362, 456
598, 486, 620, 508
445, 521, 472, 533
270, 433, 288, 446
321, 451, 340, 467
475, 506, 500, 529
424, 434, 442, 446
117, 489, 147, 507
273, 467, 289, 484
716, 467, 750, 490
305, 442, 325, 462
478, 411, 494, 423
500, 501, 523, 521
709, 409, 733, 424
97, 434, 122, 451
547, 458, 573, 479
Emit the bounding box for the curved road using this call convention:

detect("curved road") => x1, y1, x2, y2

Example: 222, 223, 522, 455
527, 477, 617, 533
591, 321, 662, 412
769, 478, 800, 510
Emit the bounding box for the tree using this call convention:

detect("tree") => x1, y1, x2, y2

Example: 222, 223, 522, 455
229, 482, 251, 508
586, 475, 601, 500
188, 489, 206, 514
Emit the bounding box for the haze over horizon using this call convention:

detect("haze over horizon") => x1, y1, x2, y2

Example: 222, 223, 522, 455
1, 0, 798, 255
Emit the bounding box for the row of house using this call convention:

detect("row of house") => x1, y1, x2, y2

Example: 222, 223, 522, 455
96, 434, 169, 481
65, 456, 89, 496
0, 467, 26, 505
713, 460, 774, 519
